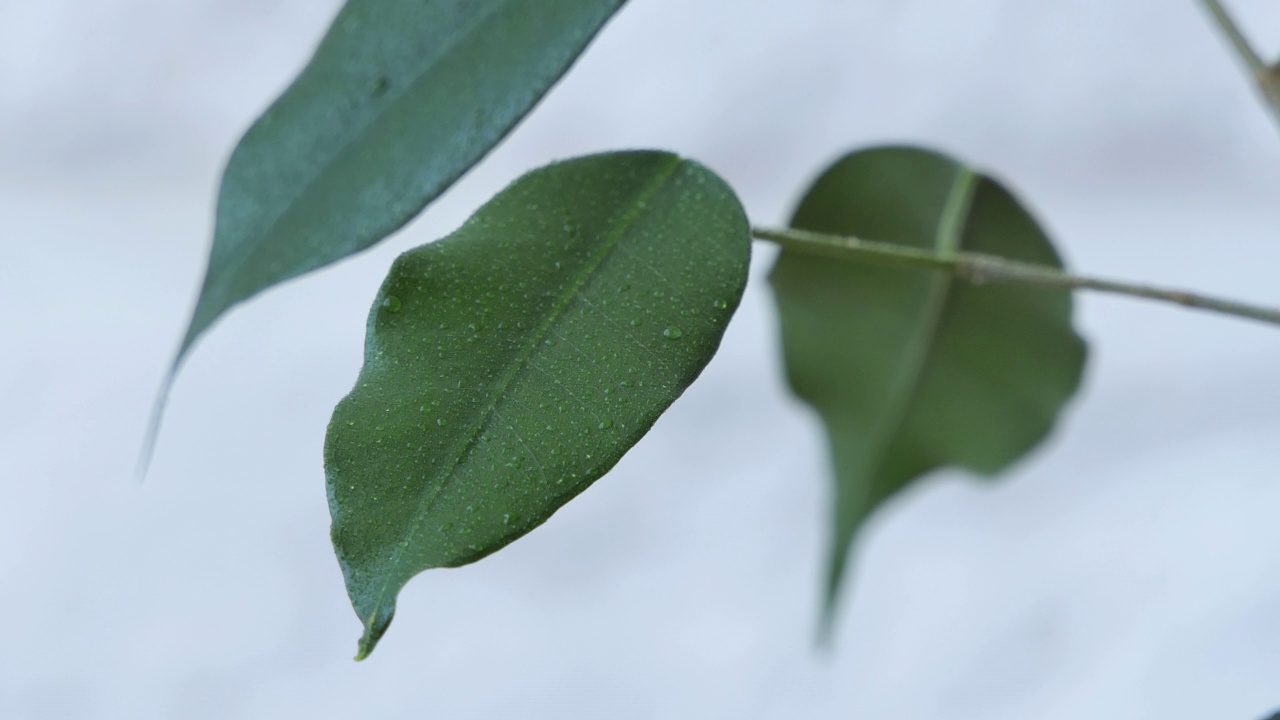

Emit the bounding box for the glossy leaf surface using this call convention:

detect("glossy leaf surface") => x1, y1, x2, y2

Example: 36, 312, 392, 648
179, 0, 627, 359
769, 146, 1087, 627
326, 152, 751, 659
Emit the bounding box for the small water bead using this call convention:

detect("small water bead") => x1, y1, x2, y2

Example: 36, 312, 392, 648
663, 327, 683, 340
713, 299, 729, 310
598, 419, 614, 430
437, 418, 448, 427
382, 295, 402, 313
630, 318, 643, 327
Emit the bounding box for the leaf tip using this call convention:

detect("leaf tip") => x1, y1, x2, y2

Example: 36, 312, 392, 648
137, 311, 206, 482
813, 609, 836, 653
813, 537, 855, 648
354, 625, 378, 661
353, 607, 394, 661
814, 580, 843, 649
134, 366, 179, 483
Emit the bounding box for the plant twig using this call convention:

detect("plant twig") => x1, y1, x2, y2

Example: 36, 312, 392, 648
1200, 0, 1268, 77
1198, 0, 1280, 123
753, 226, 1280, 328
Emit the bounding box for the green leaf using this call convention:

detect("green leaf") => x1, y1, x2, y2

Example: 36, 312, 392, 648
179, 0, 627, 360
325, 151, 751, 659
769, 146, 1087, 630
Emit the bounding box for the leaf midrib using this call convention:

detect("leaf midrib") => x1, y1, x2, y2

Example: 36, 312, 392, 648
853, 165, 978, 499
362, 155, 686, 633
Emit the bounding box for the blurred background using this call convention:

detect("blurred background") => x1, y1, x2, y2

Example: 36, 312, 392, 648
3, 0, 1280, 718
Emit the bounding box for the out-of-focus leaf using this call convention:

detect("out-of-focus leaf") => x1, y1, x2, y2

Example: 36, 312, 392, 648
769, 146, 1087, 630
326, 151, 751, 659
178, 0, 627, 360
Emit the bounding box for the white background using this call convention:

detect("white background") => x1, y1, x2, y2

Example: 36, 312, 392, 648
3, 1, 1280, 718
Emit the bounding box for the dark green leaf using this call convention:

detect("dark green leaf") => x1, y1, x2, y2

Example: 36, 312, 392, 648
179, 0, 627, 359
326, 151, 751, 659
769, 146, 1087, 630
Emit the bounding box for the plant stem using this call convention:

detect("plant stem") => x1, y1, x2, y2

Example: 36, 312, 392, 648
752, 226, 1280, 328
1200, 0, 1267, 77
1198, 0, 1280, 122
